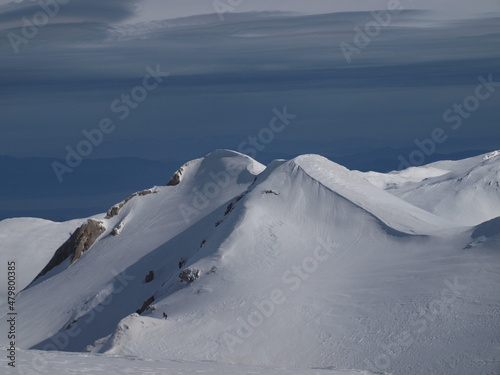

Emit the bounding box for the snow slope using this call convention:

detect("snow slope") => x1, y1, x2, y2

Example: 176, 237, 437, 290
3, 150, 264, 350
94, 154, 500, 374
359, 151, 500, 225
1, 150, 499, 375
0, 217, 85, 312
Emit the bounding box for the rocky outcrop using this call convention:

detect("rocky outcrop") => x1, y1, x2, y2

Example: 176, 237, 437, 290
483, 150, 500, 160
179, 268, 201, 283
263, 190, 279, 195
144, 270, 154, 283
166, 160, 195, 186
178, 258, 187, 269
166, 167, 183, 186
112, 220, 125, 236
136, 296, 155, 314
106, 189, 157, 219
224, 202, 234, 216
34, 219, 106, 281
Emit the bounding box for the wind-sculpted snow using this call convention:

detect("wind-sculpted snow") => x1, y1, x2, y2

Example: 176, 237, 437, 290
1, 150, 499, 375
292, 155, 454, 234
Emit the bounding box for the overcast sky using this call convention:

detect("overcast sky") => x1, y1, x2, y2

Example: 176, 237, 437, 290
124, 0, 500, 22
1, 0, 495, 21
0, 0, 499, 160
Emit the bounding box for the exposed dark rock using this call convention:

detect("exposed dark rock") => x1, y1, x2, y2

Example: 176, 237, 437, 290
65, 319, 78, 330
208, 266, 217, 274
106, 189, 156, 219
199, 240, 206, 248
224, 202, 234, 216
166, 167, 183, 186
166, 160, 195, 186
136, 296, 155, 314
106, 206, 120, 219
144, 270, 154, 283
263, 190, 279, 195
178, 258, 187, 269
215, 220, 223, 227
33, 219, 105, 282
179, 268, 201, 283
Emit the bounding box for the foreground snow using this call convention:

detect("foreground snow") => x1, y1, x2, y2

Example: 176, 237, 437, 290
0, 350, 378, 375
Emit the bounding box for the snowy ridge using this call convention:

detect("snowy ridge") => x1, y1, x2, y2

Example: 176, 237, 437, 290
1, 150, 499, 375
361, 151, 500, 225
483, 150, 500, 160
292, 155, 455, 234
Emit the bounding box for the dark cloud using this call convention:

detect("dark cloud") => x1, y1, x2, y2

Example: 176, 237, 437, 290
0, 0, 139, 28
0, 10, 499, 159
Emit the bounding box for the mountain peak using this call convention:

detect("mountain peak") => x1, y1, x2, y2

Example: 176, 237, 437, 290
1, 150, 499, 375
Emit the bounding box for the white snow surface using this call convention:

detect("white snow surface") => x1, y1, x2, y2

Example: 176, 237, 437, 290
358, 151, 500, 225
0, 217, 85, 311
1, 149, 499, 375
0, 349, 377, 375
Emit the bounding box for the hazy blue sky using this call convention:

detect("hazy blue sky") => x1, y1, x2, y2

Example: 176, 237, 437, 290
0, 0, 499, 161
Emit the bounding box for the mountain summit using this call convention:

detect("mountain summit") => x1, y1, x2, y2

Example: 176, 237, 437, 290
1, 150, 499, 375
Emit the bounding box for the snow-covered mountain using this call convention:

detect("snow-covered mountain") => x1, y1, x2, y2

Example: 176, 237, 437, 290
1, 150, 499, 375
359, 150, 500, 226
